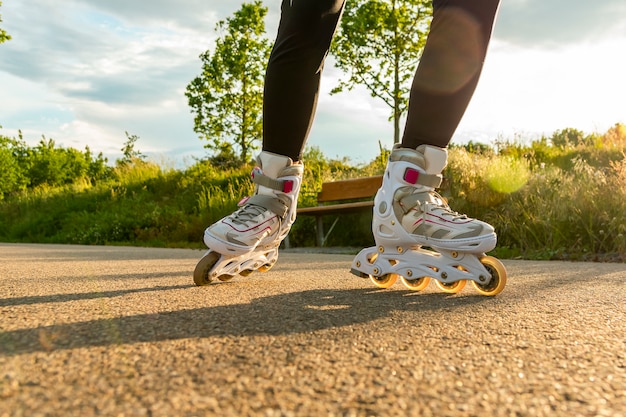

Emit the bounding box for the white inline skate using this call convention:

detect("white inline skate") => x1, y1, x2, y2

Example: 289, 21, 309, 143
351, 145, 507, 296
194, 151, 303, 286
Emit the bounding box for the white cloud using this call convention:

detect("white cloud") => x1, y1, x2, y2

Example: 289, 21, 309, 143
456, 36, 626, 145
496, 0, 626, 46
0, 0, 218, 160
1, 0, 625, 166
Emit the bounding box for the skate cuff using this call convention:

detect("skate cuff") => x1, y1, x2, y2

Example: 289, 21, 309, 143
403, 168, 442, 188
252, 168, 295, 193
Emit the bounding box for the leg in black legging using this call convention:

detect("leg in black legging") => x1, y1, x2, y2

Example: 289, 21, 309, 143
401, 0, 501, 149
263, 0, 345, 161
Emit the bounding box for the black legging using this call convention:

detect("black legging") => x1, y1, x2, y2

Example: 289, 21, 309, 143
263, 0, 501, 161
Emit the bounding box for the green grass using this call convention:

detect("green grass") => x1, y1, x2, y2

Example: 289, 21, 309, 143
1, 125, 625, 261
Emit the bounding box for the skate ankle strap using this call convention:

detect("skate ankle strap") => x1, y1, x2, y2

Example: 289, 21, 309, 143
244, 194, 289, 218
403, 168, 442, 188
252, 167, 295, 193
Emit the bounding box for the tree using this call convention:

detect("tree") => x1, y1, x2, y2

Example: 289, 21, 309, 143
118, 131, 146, 166
0, 134, 27, 199
602, 123, 626, 148
0, 1, 11, 44
186, 1, 271, 164
27, 137, 80, 187
0, 131, 111, 196
331, 0, 432, 144
550, 128, 589, 149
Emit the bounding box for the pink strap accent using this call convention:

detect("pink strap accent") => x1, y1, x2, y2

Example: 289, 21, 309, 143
237, 196, 250, 206
283, 180, 294, 193
403, 168, 420, 184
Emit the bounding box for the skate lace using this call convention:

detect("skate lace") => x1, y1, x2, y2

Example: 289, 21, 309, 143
429, 191, 468, 221
230, 203, 270, 226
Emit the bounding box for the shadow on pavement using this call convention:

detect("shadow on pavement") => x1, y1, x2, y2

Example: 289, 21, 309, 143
0, 284, 193, 307
0, 287, 491, 356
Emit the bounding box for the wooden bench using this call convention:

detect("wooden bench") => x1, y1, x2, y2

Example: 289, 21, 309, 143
294, 175, 383, 247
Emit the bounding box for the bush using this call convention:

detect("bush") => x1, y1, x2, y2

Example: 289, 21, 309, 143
1, 126, 625, 261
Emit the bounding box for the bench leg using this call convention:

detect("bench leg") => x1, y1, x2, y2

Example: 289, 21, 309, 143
323, 217, 341, 247
316, 216, 324, 247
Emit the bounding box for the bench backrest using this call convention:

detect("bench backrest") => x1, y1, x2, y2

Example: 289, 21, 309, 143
317, 175, 383, 204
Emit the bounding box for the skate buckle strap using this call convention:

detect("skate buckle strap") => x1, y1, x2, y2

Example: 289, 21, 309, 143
245, 194, 289, 218
403, 168, 442, 188
252, 167, 295, 193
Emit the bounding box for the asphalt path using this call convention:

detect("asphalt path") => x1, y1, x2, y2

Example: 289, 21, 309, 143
0, 243, 624, 417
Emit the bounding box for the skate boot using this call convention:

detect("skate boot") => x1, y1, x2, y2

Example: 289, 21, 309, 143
351, 145, 507, 296
194, 151, 303, 286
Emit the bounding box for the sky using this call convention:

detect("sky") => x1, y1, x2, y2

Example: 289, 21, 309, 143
1, 0, 625, 166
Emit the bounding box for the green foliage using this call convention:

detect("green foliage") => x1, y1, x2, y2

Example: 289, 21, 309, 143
550, 127, 596, 148
0, 0, 11, 44
299, 146, 360, 206
1, 124, 626, 261
186, 1, 271, 164
602, 122, 626, 148
204, 141, 244, 169
0, 134, 28, 199
0, 156, 254, 247
331, 0, 433, 143
118, 131, 146, 166
0, 132, 110, 199
487, 156, 626, 261
496, 124, 626, 172
444, 126, 626, 260
451, 141, 494, 155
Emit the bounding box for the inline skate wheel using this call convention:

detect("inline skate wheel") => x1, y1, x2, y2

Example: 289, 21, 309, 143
401, 276, 431, 291
435, 279, 467, 294
472, 256, 507, 296
193, 251, 221, 286
370, 273, 398, 289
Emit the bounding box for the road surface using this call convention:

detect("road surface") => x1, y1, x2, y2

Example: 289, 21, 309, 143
0, 243, 624, 416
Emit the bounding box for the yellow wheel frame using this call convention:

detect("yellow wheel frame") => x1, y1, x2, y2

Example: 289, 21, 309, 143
230, 262, 273, 279
435, 279, 467, 294
370, 273, 398, 289
217, 274, 234, 282
401, 276, 431, 291
472, 256, 507, 296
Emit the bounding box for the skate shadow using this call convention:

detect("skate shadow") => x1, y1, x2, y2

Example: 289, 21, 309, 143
0, 284, 193, 307
55, 270, 196, 282
0, 287, 489, 356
